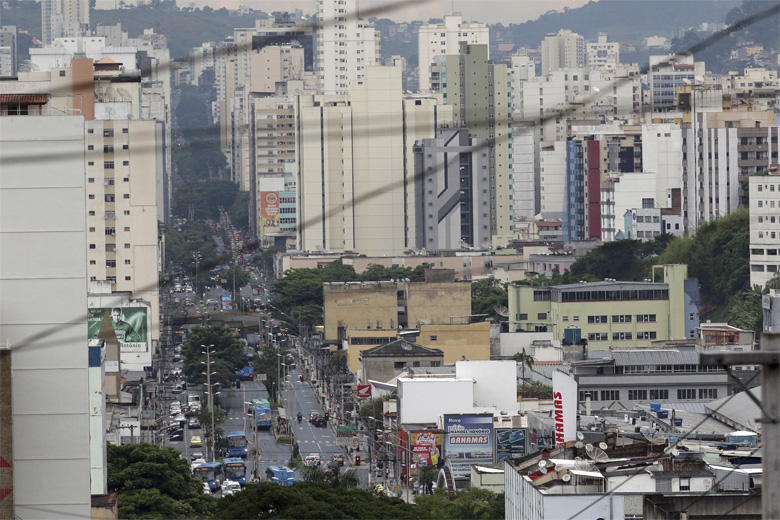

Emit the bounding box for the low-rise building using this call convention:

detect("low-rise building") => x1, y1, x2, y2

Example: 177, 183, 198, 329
359, 339, 443, 384
508, 264, 699, 351
572, 346, 729, 410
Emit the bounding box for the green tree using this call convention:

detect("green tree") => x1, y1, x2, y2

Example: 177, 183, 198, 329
229, 190, 250, 232
729, 286, 764, 333
359, 396, 385, 419
326, 350, 350, 377
163, 221, 219, 272
415, 487, 505, 520
471, 278, 508, 320
513, 348, 535, 382
299, 465, 360, 489
107, 443, 214, 519
213, 482, 419, 519
181, 324, 247, 387
218, 265, 251, 291
252, 246, 285, 277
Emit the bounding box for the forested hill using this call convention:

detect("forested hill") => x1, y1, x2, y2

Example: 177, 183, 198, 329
489, 0, 742, 47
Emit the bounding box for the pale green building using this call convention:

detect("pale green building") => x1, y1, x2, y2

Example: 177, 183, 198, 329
507, 264, 696, 352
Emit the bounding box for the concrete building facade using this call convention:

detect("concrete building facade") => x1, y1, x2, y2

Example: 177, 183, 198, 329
749, 170, 780, 288
417, 14, 489, 93
315, 0, 379, 95
414, 127, 490, 251
586, 32, 619, 70
1, 115, 92, 518
508, 265, 697, 352
540, 29, 585, 75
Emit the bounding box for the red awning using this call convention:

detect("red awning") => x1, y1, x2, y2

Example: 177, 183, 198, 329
0, 94, 49, 104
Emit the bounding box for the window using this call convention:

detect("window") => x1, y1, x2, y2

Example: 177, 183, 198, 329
613, 332, 633, 340
588, 332, 608, 341
612, 315, 632, 323
88, 211, 95, 216
122, 144, 129, 150
637, 314, 657, 323
88, 194, 95, 199
124, 243, 130, 248
89, 260, 96, 265
429, 335, 438, 341
537, 313, 547, 320
588, 315, 608, 324
103, 129, 114, 137
89, 227, 95, 232
519, 313, 528, 320
628, 389, 648, 400
88, 161, 94, 166
601, 390, 619, 401
698, 388, 717, 399
122, 128, 128, 134
122, 161, 129, 166
123, 194, 129, 199
104, 161, 114, 169
123, 178, 129, 182
394, 361, 406, 370
638, 331, 657, 340
89, 244, 96, 249
562, 316, 569, 322
106, 260, 116, 268
413, 361, 421, 368
125, 276, 131, 281
679, 478, 690, 491
649, 389, 669, 400
124, 259, 131, 265
677, 389, 696, 400
123, 210, 130, 215
579, 391, 596, 401
103, 145, 113, 153
88, 145, 94, 150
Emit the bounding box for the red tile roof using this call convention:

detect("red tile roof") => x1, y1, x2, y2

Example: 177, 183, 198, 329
0, 94, 49, 104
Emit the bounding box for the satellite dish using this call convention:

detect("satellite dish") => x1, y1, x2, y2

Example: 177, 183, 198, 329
538, 460, 548, 468
539, 466, 548, 474
592, 86, 600, 93
575, 441, 584, 449
588, 447, 609, 462
494, 305, 510, 318
585, 444, 594, 452
642, 430, 668, 445
561, 473, 572, 482
599, 442, 608, 450
576, 432, 585, 441
555, 464, 563, 472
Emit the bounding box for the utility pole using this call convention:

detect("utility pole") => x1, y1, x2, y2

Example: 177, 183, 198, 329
700, 331, 779, 520
202, 344, 216, 462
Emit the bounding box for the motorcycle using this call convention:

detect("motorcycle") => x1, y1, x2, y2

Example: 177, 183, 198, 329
297, 413, 302, 423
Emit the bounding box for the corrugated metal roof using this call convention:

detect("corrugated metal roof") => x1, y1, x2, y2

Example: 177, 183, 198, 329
0, 94, 49, 104
611, 348, 699, 366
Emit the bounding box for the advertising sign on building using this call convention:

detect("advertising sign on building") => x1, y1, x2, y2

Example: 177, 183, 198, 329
356, 385, 371, 398
495, 428, 527, 461
409, 430, 442, 468
260, 191, 280, 235
552, 371, 578, 447
88, 307, 148, 352
443, 414, 493, 478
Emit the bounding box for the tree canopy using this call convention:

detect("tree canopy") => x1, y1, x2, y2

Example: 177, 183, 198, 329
569, 235, 674, 281
171, 181, 239, 221
164, 221, 219, 272
470, 278, 508, 321
181, 324, 247, 387
107, 443, 214, 519
414, 488, 505, 520
212, 482, 420, 519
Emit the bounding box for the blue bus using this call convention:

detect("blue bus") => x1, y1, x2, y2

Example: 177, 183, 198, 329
226, 431, 248, 457
193, 462, 224, 492
223, 457, 247, 486
266, 465, 296, 486
250, 398, 272, 429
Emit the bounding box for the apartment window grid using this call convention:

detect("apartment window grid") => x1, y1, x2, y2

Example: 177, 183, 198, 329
628, 389, 648, 400
588, 315, 608, 324
649, 389, 669, 400
600, 390, 619, 401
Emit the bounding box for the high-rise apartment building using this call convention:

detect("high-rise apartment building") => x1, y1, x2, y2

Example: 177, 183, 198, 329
297, 66, 446, 255
414, 127, 490, 251
417, 14, 489, 93
41, 0, 89, 44
586, 32, 620, 70
315, 0, 379, 95
0, 26, 18, 77
432, 43, 512, 243
1, 113, 93, 519
540, 29, 585, 75
749, 170, 780, 288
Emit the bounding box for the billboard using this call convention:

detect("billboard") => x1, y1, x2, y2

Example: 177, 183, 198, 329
260, 191, 280, 235
495, 428, 527, 461
409, 430, 442, 468
552, 371, 578, 447
88, 307, 148, 352
444, 414, 493, 478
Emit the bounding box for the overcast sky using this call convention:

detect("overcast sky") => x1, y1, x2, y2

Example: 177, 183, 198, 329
179, 0, 595, 24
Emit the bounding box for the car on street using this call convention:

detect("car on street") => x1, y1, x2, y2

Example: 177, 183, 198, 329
323, 461, 340, 476
221, 480, 242, 496
331, 454, 344, 466
190, 451, 204, 461
312, 415, 327, 427
190, 458, 206, 472
190, 435, 202, 448
188, 417, 201, 429
206, 298, 218, 305
202, 483, 211, 494
304, 453, 321, 467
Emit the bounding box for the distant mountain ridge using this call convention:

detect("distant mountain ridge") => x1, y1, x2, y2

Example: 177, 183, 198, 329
489, 0, 742, 46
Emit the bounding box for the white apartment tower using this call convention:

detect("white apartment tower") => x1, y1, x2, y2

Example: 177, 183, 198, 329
586, 32, 620, 70
750, 171, 780, 289
540, 29, 585, 74
42, 0, 89, 44
315, 0, 379, 95
417, 13, 489, 93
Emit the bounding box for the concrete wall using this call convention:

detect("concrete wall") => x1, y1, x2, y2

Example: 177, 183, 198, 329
345, 328, 397, 374
416, 322, 491, 363
499, 332, 562, 360
406, 281, 471, 327
323, 283, 398, 339
1, 115, 92, 518
455, 360, 518, 410
397, 377, 474, 425
362, 353, 443, 384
